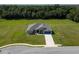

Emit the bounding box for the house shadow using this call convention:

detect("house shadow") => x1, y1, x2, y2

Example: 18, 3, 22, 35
51, 31, 55, 35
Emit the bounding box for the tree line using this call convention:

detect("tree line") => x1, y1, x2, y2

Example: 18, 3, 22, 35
0, 5, 79, 22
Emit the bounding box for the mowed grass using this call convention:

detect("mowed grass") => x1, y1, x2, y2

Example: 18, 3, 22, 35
0, 19, 79, 46
0, 19, 45, 46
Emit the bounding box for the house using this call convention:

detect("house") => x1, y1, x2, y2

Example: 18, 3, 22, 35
26, 23, 53, 35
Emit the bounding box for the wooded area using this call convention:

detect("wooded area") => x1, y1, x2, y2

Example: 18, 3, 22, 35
0, 5, 79, 22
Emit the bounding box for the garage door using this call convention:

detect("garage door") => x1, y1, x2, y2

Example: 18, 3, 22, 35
44, 31, 51, 34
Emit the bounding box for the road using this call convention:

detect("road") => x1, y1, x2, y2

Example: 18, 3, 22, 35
0, 46, 79, 54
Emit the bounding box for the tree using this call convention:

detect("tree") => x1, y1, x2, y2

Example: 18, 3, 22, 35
74, 14, 79, 22
0, 4, 78, 23
67, 8, 76, 20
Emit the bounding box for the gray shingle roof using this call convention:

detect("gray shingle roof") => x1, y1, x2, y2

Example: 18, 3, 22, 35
27, 23, 52, 32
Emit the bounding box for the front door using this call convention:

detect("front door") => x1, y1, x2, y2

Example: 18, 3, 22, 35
36, 30, 39, 34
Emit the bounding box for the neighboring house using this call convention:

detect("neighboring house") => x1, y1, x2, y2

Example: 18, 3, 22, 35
26, 23, 54, 35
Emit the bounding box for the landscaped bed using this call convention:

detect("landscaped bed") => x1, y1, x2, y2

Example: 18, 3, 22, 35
0, 19, 79, 46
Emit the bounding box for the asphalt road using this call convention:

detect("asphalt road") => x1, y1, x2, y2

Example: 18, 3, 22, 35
0, 46, 79, 54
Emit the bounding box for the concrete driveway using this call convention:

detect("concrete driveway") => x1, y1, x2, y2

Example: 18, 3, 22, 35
44, 34, 57, 47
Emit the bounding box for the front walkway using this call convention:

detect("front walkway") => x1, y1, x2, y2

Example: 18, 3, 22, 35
44, 34, 57, 47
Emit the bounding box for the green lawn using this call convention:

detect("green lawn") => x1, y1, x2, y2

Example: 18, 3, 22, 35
0, 19, 79, 46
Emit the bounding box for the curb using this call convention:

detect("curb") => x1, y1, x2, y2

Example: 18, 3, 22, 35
0, 43, 60, 49
0, 43, 45, 49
